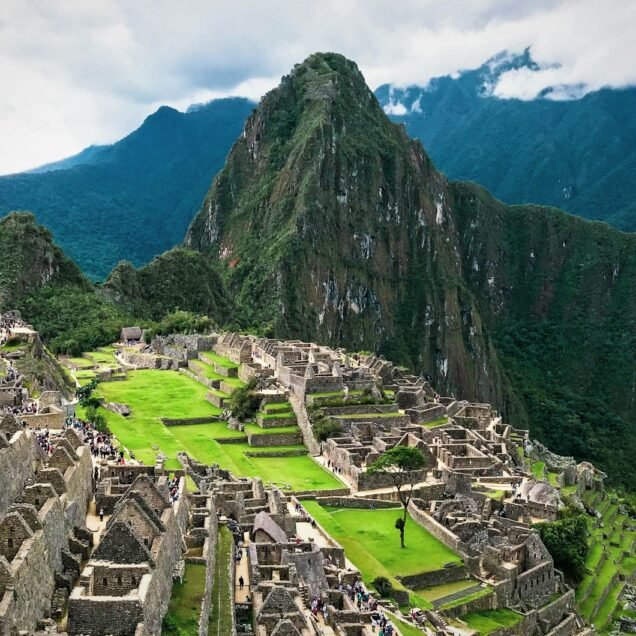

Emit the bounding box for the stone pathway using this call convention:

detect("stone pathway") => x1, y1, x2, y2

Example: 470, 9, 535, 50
85, 500, 109, 547
289, 393, 321, 456
234, 531, 251, 603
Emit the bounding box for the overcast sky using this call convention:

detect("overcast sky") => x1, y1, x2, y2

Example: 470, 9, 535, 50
1, 0, 635, 175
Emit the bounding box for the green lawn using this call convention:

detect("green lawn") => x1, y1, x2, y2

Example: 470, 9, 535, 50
415, 579, 477, 602
200, 351, 238, 369
190, 359, 246, 388
263, 402, 292, 412
531, 461, 545, 480
462, 609, 523, 635
209, 526, 234, 635
84, 349, 118, 366
421, 417, 448, 428
260, 411, 295, 419
162, 562, 207, 635
68, 356, 95, 368
302, 503, 461, 584
85, 370, 340, 490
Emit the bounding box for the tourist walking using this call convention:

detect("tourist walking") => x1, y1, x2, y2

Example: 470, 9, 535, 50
239, 575, 244, 590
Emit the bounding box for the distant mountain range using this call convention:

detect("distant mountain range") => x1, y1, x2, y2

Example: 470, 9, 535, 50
2, 53, 634, 489
0, 50, 634, 283
376, 50, 636, 231
0, 98, 254, 280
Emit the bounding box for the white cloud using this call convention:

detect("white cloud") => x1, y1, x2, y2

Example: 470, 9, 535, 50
0, 0, 634, 174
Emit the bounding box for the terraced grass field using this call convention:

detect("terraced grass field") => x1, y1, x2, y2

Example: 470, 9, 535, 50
302, 502, 462, 602
461, 609, 523, 635
85, 369, 341, 491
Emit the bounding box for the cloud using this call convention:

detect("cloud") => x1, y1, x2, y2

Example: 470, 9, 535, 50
0, 0, 634, 174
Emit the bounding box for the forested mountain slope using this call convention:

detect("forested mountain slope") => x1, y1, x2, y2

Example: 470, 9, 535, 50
376, 50, 636, 232
187, 52, 636, 488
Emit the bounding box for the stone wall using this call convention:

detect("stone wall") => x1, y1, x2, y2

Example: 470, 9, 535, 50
408, 500, 467, 556
0, 430, 40, 515
196, 505, 218, 636
0, 497, 69, 635
247, 431, 303, 447
140, 480, 190, 635
62, 445, 94, 528
399, 564, 468, 590
22, 412, 66, 429
67, 595, 145, 636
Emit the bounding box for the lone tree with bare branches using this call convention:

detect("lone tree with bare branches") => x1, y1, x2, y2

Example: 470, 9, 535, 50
368, 445, 428, 548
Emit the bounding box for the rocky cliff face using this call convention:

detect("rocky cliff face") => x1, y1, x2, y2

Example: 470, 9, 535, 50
186, 53, 509, 405
186, 53, 636, 487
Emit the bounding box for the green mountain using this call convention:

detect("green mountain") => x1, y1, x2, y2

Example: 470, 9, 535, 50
186, 53, 636, 489
0, 212, 228, 354
0, 98, 254, 280
375, 50, 636, 231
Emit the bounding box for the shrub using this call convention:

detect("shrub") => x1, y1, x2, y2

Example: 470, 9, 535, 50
312, 416, 343, 442
372, 576, 394, 598
85, 406, 109, 434
228, 379, 260, 421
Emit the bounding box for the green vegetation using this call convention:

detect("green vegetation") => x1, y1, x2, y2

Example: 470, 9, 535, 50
531, 461, 546, 480
303, 503, 461, 594
80, 370, 340, 490
536, 512, 588, 582
421, 417, 448, 428
209, 526, 234, 636
227, 381, 260, 421
200, 351, 239, 368
368, 446, 429, 548
461, 609, 523, 635
0, 98, 254, 280
162, 562, 207, 635
378, 51, 636, 232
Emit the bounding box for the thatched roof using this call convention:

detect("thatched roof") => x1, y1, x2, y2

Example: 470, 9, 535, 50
252, 511, 287, 544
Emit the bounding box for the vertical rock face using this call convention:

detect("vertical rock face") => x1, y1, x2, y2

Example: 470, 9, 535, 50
186, 53, 505, 403
186, 52, 636, 485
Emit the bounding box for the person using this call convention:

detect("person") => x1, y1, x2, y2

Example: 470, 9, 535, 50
99, 507, 104, 522
238, 575, 244, 590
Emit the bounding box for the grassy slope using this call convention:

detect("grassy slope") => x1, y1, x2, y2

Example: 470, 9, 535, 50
303, 503, 461, 580
89, 369, 340, 490
162, 562, 207, 635
209, 526, 234, 636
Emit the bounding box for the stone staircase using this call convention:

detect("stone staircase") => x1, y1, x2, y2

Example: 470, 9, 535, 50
289, 393, 320, 456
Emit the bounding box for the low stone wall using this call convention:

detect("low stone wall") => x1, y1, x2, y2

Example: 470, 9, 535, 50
162, 416, 220, 426
246, 430, 303, 447
245, 449, 307, 457
399, 564, 468, 590
408, 500, 467, 556
294, 487, 351, 498
122, 351, 177, 370
206, 392, 226, 408
442, 588, 497, 618
315, 496, 399, 509
256, 414, 297, 429
335, 414, 411, 428
182, 366, 219, 390
22, 411, 66, 429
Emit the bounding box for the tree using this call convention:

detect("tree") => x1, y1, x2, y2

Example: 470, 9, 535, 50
227, 379, 260, 421
368, 446, 428, 548
535, 512, 589, 582
75, 379, 100, 409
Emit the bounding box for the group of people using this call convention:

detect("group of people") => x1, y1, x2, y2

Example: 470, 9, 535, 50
64, 416, 117, 460
168, 476, 180, 503
35, 426, 54, 454
325, 458, 344, 476
2, 400, 37, 416
310, 595, 329, 622
0, 313, 22, 347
